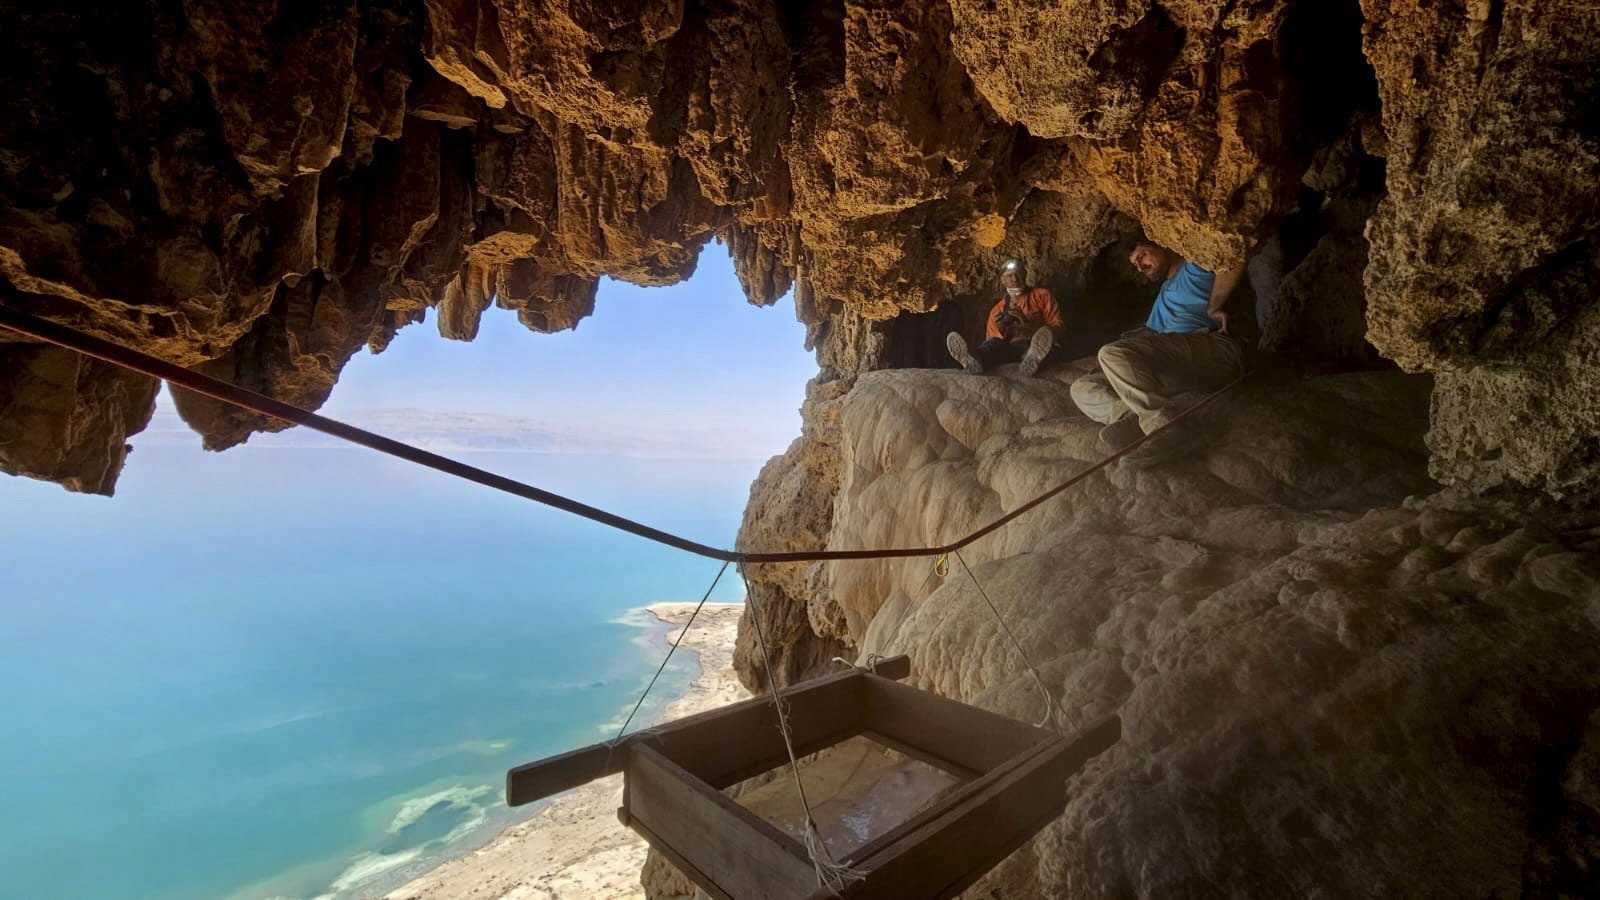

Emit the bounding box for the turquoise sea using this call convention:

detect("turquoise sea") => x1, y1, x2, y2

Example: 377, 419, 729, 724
1, 442, 755, 899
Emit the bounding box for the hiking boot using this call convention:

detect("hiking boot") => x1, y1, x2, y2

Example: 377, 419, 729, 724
1118, 423, 1190, 470
1017, 327, 1054, 377
1097, 414, 1142, 452
946, 332, 982, 374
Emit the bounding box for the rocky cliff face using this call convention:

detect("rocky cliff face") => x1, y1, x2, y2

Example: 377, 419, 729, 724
4, 1, 1598, 496
738, 362, 1600, 897
5, 2, 1600, 896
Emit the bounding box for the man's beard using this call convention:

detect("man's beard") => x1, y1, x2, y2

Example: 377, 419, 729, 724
1136, 267, 1162, 284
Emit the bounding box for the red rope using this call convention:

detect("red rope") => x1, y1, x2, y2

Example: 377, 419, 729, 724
0, 305, 1241, 564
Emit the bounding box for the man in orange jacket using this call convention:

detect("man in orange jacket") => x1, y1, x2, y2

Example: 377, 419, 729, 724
946, 257, 1062, 377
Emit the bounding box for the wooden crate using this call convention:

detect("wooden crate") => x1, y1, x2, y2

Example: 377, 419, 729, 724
506, 655, 1120, 899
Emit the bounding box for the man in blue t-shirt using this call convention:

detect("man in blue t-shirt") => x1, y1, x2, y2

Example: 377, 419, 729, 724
1069, 238, 1245, 468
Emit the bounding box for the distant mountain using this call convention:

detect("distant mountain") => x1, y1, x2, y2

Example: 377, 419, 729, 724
138, 406, 773, 461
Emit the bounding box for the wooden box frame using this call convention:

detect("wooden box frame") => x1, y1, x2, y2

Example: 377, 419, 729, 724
507, 656, 1119, 899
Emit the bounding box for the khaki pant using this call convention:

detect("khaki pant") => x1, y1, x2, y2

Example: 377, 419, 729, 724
1070, 330, 1243, 433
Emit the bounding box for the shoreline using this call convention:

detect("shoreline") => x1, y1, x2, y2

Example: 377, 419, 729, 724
386, 602, 747, 900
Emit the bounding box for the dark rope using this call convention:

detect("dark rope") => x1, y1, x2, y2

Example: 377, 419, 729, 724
0, 305, 1243, 564
953, 548, 1076, 732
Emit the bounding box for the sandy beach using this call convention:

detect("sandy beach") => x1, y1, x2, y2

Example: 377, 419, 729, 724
385, 602, 746, 900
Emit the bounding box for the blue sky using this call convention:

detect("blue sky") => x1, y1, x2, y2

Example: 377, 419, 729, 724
3, 242, 816, 510
313, 245, 815, 454
0, 245, 810, 900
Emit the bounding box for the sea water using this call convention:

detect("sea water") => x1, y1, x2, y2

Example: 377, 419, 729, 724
0, 442, 756, 899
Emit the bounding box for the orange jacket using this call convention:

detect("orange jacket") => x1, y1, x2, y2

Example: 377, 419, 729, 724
986, 287, 1063, 340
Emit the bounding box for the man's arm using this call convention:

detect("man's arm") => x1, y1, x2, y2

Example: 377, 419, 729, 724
985, 300, 1008, 340
1207, 265, 1244, 333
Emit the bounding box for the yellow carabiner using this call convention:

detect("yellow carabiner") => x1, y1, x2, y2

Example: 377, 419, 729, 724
933, 553, 950, 578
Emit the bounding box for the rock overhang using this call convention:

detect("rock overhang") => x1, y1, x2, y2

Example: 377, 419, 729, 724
0, 0, 1596, 496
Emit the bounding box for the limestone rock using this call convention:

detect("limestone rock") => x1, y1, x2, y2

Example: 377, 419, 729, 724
488, 0, 683, 136
0, 341, 157, 495
1427, 305, 1600, 496
184, 1, 360, 194
1360, 1, 1600, 491
664, 0, 791, 224
170, 273, 382, 450
951, 0, 1377, 270
421, 0, 511, 110
750, 362, 1600, 897
1027, 492, 1600, 897
947, 0, 1180, 142
819, 365, 1436, 643
737, 374, 856, 691
548, 120, 717, 286
4, 0, 1599, 499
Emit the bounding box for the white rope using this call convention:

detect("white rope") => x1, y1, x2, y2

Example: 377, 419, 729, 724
952, 549, 1080, 733
744, 569, 865, 896
823, 555, 947, 674
831, 652, 886, 671
603, 561, 730, 775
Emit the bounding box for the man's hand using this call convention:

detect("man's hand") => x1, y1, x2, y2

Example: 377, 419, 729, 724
1207, 264, 1243, 336
994, 309, 1022, 336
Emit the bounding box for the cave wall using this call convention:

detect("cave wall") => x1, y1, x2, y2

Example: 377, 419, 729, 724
7, 0, 1594, 497
793, 363, 1600, 898
1359, 0, 1600, 494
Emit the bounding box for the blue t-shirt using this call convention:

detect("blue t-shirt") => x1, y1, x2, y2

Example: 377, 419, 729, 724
1145, 261, 1216, 334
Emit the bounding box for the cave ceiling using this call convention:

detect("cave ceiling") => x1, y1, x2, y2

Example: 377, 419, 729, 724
1, 0, 1598, 496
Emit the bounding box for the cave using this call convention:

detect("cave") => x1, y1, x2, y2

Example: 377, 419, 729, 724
4, 0, 1600, 897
